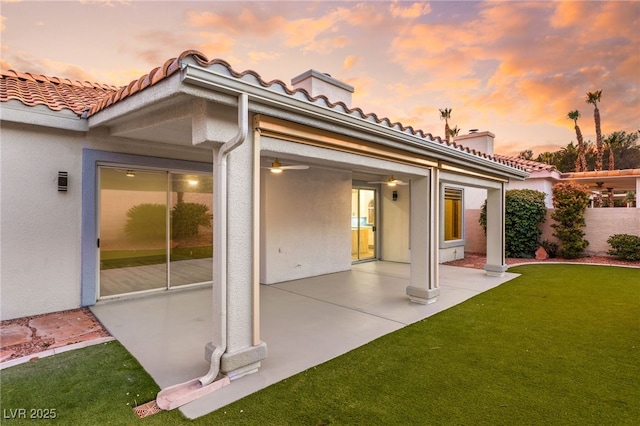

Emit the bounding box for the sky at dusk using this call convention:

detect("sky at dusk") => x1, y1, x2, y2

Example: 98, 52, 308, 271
1, 0, 638, 157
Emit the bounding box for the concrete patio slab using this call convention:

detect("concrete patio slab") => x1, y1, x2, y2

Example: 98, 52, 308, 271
91, 262, 519, 419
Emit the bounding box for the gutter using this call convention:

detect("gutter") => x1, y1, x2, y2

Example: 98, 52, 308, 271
156, 92, 249, 410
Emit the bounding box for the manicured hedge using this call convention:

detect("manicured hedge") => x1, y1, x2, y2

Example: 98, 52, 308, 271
480, 189, 547, 258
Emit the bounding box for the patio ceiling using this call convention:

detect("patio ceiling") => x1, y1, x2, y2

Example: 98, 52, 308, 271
560, 169, 640, 192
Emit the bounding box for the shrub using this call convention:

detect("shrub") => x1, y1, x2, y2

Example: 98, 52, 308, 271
479, 189, 547, 258
125, 202, 212, 241
607, 234, 640, 261
540, 240, 559, 258
124, 203, 166, 241
171, 202, 212, 239
551, 183, 590, 259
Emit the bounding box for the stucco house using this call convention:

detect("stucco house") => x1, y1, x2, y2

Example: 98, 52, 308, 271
1, 51, 530, 386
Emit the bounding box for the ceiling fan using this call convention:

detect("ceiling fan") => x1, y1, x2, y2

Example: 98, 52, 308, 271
368, 176, 409, 186
264, 158, 310, 174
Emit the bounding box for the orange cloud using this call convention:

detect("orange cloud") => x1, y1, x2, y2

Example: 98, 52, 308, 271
550, 1, 588, 28
342, 55, 359, 72
186, 7, 286, 37
198, 32, 235, 55
337, 3, 385, 26
248, 51, 282, 64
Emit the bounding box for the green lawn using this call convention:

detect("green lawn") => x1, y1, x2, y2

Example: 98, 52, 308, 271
2, 264, 638, 425
100, 246, 213, 269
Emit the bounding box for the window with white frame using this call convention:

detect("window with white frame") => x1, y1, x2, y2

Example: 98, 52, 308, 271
444, 187, 463, 241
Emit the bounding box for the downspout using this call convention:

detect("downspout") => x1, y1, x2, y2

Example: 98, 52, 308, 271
199, 92, 249, 386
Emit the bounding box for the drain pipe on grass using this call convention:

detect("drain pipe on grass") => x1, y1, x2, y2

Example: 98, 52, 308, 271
199, 92, 249, 386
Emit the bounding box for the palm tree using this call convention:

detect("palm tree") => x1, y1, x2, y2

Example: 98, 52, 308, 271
448, 125, 460, 141
604, 133, 617, 170
567, 110, 587, 172
439, 108, 452, 142
586, 90, 604, 170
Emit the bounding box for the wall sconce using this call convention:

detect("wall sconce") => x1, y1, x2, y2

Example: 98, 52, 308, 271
57, 171, 68, 192
392, 190, 398, 201
126, 170, 136, 177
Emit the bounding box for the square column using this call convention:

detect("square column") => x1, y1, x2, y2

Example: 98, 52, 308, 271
484, 184, 507, 276
206, 128, 266, 381
406, 171, 439, 304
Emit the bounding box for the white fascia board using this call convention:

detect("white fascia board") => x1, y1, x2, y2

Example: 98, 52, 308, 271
180, 63, 528, 180
0, 100, 88, 132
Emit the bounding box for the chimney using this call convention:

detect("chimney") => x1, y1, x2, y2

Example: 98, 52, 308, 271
453, 130, 496, 155
291, 70, 354, 108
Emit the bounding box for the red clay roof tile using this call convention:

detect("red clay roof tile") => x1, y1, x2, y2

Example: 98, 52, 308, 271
492, 154, 557, 173
0, 70, 118, 115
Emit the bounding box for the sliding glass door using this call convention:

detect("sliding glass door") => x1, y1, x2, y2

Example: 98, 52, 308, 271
351, 188, 377, 261
169, 173, 213, 287
99, 167, 213, 298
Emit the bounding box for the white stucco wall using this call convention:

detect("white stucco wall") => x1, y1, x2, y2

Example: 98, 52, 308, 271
507, 178, 554, 208
1, 125, 84, 320
0, 120, 217, 320
464, 186, 488, 210
260, 166, 352, 284
380, 184, 410, 263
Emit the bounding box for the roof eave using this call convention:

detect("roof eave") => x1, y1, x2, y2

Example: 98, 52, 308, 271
180, 62, 528, 180
0, 100, 88, 132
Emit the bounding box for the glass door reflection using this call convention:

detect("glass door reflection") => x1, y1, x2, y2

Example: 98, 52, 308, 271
99, 168, 213, 298
169, 173, 213, 287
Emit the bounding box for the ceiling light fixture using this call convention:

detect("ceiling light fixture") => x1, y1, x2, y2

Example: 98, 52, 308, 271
270, 159, 283, 173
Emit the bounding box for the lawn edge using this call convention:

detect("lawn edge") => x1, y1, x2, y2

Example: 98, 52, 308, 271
0, 336, 116, 370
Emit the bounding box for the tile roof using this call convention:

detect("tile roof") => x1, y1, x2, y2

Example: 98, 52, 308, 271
0, 70, 118, 115
0, 50, 528, 172
561, 169, 640, 179
493, 154, 557, 173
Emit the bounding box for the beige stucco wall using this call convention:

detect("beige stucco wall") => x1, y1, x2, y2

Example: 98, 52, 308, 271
541, 208, 640, 255
464, 207, 640, 256
464, 209, 487, 254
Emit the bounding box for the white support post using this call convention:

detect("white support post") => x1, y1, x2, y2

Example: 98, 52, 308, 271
406, 170, 439, 304
484, 183, 507, 276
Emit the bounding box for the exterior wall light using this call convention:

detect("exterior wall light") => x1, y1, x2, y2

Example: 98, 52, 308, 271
58, 171, 68, 192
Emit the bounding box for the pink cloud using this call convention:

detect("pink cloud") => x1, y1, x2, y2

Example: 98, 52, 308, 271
389, 2, 431, 19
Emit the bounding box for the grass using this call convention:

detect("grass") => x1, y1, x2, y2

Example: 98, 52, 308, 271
101, 246, 213, 269
1, 264, 638, 425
